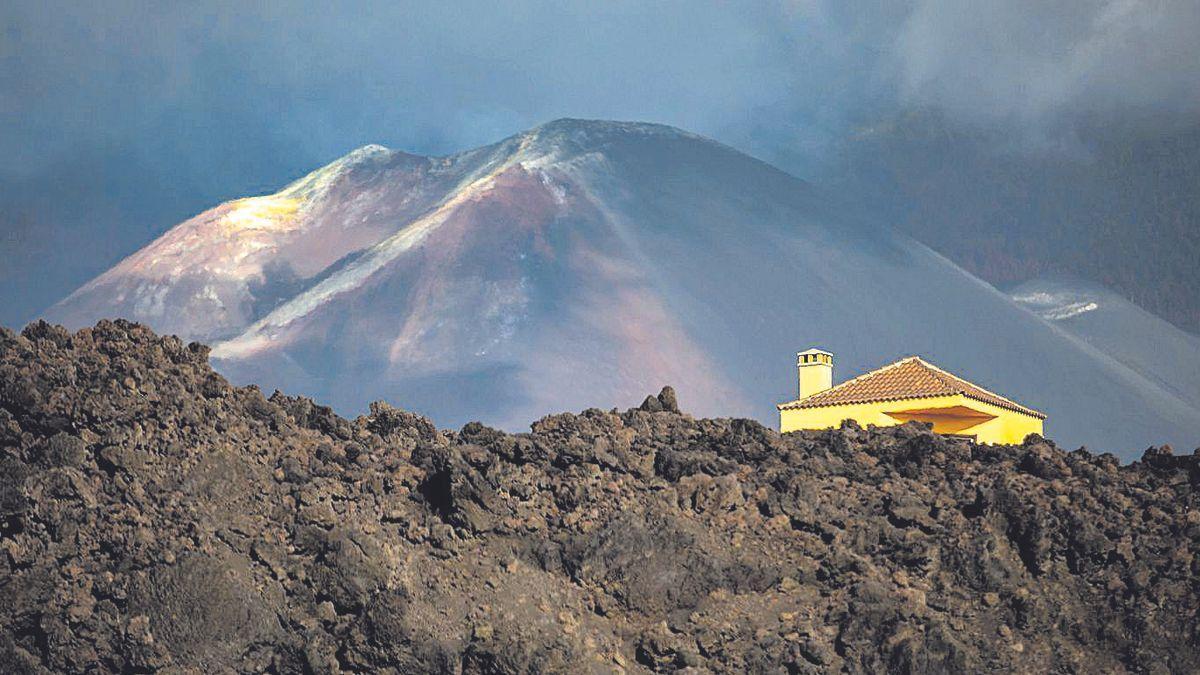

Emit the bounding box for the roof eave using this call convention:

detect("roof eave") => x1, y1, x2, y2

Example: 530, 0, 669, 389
782, 391, 1046, 419
784, 391, 953, 411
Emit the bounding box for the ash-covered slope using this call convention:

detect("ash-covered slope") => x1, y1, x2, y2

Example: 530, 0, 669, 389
1011, 276, 1200, 412
43, 118, 1200, 457
2, 321, 1198, 673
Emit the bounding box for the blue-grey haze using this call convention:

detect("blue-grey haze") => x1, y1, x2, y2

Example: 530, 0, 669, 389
2, 0, 1199, 327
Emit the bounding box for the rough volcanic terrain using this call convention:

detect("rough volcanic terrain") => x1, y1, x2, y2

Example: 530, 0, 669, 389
1, 320, 1198, 673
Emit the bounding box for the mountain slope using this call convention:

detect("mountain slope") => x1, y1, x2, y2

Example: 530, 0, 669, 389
831, 112, 1200, 333
1010, 276, 1200, 411
47, 144, 461, 341
44, 119, 1200, 457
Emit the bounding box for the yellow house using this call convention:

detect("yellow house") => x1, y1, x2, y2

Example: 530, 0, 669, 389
777, 349, 1045, 444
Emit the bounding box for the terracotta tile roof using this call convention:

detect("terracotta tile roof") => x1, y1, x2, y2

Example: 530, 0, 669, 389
778, 356, 1046, 419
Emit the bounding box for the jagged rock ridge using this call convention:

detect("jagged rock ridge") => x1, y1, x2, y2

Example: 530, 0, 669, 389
1, 320, 1198, 673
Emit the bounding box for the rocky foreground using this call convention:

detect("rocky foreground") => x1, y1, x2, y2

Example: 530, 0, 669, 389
1, 321, 1198, 674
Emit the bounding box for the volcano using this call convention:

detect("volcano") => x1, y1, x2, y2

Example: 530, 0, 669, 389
45, 119, 1200, 457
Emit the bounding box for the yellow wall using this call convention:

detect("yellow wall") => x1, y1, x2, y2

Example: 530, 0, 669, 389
779, 394, 1043, 445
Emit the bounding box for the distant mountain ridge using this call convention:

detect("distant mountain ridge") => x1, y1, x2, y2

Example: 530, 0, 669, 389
833, 112, 1200, 334
45, 119, 1200, 457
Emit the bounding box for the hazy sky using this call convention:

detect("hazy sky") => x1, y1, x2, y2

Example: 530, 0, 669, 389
2, 0, 1198, 326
